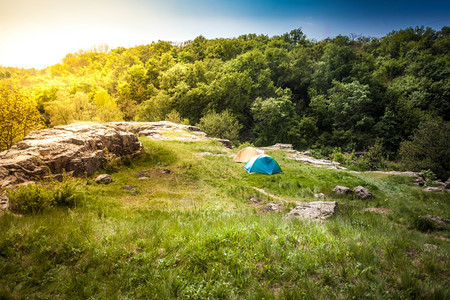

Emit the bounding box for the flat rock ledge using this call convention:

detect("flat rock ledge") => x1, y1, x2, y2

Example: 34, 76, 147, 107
115, 121, 233, 148
284, 201, 339, 221
0, 123, 142, 189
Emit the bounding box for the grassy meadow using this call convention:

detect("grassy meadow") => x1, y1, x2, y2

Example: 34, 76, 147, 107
1, 137, 449, 299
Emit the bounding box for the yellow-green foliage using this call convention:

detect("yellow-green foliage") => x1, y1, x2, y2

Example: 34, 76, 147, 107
92, 89, 123, 122
0, 81, 44, 150
45, 90, 124, 125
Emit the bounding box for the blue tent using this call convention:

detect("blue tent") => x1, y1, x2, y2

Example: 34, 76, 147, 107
244, 154, 282, 174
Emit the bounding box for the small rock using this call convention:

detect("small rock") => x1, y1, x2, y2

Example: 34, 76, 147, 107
284, 201, 338, 221
267, 203, 279, 211
138, 176, 149, 180
332, 186, 352, 196
122, 185, 137, 191
248, 195, 261, 204
353, 186, 374, 199
136, 171, 148, 178
424, 187, 443, 192
314, 193, 326, 198
0, 194, 9, 210
303, 151, 311, 157
95, 174, 113, 184
423, 244, 438, 251
162, 169, 173, 174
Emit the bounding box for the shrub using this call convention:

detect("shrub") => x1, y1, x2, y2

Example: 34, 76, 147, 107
197, 110, 242, 144
8, 184, 54, 214
8, 178, 81, 214
330, 147, 348, 164
421, 169, 436, 185
364, 139, 386, 170
102, 147, 122, 173
165, 109, 189, 125
52, 181, 79, 208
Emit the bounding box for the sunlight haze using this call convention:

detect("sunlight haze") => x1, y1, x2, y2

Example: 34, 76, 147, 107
1, 0, 449, 69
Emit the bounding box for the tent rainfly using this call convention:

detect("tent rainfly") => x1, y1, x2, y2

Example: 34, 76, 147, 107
244, 154, 282, 175
233, 147, 265, 163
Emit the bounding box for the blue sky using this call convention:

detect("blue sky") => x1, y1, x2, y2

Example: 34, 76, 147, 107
0, 0, 449, 68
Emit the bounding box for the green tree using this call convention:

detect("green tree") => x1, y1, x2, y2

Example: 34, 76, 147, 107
327, 80, 374, 150
92, 89, 123, 122
135, 91, 173, 122
0, 82, 44, 150
399, 119, 450, 180
251, 88, 300, 147
45, 92, 96, 125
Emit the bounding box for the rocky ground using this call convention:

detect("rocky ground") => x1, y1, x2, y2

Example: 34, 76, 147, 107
1, 122, 448, 220
0, 121, 232, 190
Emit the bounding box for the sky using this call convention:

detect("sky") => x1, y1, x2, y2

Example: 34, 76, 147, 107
0, 0, 449, 69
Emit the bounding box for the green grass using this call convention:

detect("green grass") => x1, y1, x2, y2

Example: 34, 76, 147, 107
1, 137, 449, 299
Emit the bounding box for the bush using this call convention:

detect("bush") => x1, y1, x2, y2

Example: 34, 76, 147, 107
52, 181, 79, 208
354, 139, 386, 170
165, 109, 189, 125
8, 179, 81, 214
421, 169, 436, 185
197, 110, 242, 144
329, 147, 352, 164
8, 184, 54, 214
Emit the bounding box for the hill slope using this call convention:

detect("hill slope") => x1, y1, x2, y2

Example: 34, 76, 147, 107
1, 135, 449, 299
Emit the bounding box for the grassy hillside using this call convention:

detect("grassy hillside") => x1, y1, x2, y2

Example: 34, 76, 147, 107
1, 137, 449, 299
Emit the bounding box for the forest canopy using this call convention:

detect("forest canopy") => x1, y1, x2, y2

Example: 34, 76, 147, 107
1, 26, 449, 178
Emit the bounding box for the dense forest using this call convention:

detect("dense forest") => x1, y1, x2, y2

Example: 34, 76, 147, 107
1, 26, 449, 179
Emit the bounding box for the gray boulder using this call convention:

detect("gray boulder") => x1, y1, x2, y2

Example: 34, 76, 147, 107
332, 186, 352, 196
353, 186, 374, 199
267, 203, 279, 211
95, 174, 113, 184
285, 201, 338, 221
0, 194, 9, 211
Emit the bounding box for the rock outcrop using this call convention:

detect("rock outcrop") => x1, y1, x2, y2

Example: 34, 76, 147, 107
0, 121, 235, 190
0, 123, 142, 189
284, 201, 339, 221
